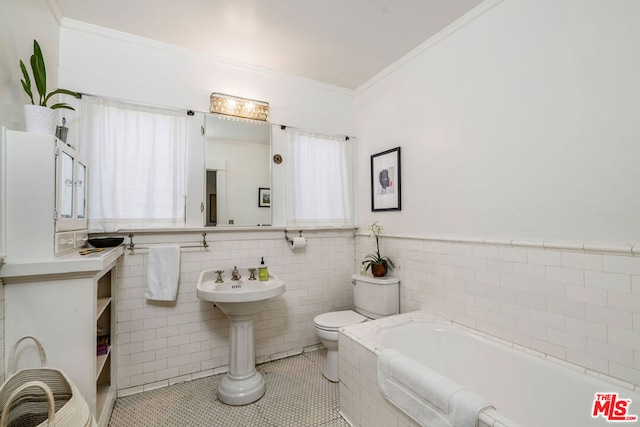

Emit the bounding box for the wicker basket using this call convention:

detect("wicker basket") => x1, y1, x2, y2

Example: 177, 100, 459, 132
0, 336, 95, 427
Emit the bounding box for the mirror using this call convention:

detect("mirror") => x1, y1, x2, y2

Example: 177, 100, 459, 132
204, 114, 272, 226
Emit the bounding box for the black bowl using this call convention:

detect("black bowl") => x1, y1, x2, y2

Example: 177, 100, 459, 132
88, 237, 124, 248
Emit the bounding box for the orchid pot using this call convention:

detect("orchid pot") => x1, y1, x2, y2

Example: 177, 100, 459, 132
362, 221, 394, 278
370, 263, 387, 277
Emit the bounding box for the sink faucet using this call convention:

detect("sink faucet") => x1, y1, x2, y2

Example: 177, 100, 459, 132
214, 270, 224, 283
231, 266, 241, 281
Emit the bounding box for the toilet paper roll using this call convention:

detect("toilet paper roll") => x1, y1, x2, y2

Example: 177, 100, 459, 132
290, 237, 307, 249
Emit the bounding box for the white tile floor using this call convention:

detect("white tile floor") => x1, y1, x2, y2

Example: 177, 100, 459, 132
108, 349, 349, 427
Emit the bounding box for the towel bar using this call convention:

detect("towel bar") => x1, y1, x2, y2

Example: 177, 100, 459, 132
127, 233, 209, 254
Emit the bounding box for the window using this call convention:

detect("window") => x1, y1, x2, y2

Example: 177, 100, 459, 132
284, 128, 353, 228
81, 97, 188, 231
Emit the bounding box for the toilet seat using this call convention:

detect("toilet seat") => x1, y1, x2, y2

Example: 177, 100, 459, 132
313, 310, 366, 331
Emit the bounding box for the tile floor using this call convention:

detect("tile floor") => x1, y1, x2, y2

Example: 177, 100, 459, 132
108, 349, 349, 427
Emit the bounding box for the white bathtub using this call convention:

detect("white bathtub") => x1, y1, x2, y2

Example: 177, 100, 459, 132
339, 311, 640, 427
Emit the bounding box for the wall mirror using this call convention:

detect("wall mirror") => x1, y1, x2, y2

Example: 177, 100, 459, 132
204, 114, 271, 226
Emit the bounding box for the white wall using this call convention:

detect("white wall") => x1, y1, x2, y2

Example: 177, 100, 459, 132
354, 0, 640, 390
58, 20, 355, 137
356, 0, 640, 247
0, 0, 61, 131
0, 0, 61, 385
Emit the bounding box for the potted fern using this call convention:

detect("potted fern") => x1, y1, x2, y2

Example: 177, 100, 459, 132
20, 39, 80, 135
362, 221, 394, 277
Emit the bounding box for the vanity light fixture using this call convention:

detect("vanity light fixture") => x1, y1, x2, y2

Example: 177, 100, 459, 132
209, 93, 269, 121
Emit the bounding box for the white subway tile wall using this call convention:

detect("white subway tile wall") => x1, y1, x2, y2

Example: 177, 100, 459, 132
356, 235, 640, 388
116, 230, 355, 395
4, 230, 634, 400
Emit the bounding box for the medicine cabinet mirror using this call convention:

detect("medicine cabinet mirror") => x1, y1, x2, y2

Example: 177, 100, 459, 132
204, 114, 271, 226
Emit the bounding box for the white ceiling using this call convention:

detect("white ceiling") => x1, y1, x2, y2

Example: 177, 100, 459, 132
54, 0, 484, 89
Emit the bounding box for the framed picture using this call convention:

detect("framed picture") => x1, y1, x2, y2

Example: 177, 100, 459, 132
371, 147, 401, 211
259, 187, 271, 207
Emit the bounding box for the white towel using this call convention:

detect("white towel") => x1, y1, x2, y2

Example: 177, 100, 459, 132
377, 349, 493, 427
145, 246, 180, 301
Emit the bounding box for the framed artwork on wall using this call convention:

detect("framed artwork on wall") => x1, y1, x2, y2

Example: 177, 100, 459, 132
371, 147, 401, 211
259, 187, 271, 207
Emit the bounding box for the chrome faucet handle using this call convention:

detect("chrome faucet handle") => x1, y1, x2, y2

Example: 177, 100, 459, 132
248, 268, 257, 280
214, 270, 224, 283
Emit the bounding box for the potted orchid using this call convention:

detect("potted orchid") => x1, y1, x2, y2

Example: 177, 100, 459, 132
362, 221, 394, 277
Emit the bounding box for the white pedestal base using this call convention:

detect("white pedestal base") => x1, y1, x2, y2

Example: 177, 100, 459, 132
218, 369, 265, 405
217, 312, 265, 405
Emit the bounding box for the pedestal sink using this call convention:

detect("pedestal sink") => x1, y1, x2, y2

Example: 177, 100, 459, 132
197, 268, 285, 405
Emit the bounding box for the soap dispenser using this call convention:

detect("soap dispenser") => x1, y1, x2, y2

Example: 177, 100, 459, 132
258, 257, 269, 281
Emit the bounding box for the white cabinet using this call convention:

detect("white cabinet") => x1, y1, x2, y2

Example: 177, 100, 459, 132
1, 128, 88, 261
56, 141, 88, 232
1, 129, 119, 426
2, 247, 123, 427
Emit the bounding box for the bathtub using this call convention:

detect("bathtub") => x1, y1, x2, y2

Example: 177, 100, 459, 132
338, 311, 640, 427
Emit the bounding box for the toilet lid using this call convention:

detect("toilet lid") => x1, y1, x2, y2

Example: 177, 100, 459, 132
314, 310, 366, 329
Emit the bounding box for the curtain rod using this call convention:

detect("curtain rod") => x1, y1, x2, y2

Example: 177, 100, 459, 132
78, 92, 192, 115
275, 124, 354, 141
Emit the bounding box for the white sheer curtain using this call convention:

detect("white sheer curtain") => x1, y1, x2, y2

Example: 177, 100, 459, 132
285, 128, 353, 228
81, 96, 188, 231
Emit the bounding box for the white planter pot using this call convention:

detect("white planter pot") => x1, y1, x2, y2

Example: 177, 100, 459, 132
24, 105, 57, 135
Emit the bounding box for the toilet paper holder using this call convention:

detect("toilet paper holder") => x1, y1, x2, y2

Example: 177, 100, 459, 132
284, 230, 307, 249
284, 229, 303, 244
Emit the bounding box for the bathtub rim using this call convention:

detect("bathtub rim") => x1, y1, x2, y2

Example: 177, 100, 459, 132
339, 310, 639, 395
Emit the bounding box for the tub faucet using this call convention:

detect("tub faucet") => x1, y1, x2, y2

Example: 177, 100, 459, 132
231, 266, 241, 281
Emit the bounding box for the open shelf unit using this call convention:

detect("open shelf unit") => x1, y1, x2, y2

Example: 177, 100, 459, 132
95, 268, 115, 425
3, 255, 120, 427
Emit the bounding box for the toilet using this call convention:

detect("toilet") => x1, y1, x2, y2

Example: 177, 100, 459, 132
313, 274, 400, 382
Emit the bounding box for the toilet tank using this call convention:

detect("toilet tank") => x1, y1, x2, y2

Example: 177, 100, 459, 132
352, 274, 400, 319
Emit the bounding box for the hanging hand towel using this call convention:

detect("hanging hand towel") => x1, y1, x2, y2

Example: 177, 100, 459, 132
145, 246, 180, 301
